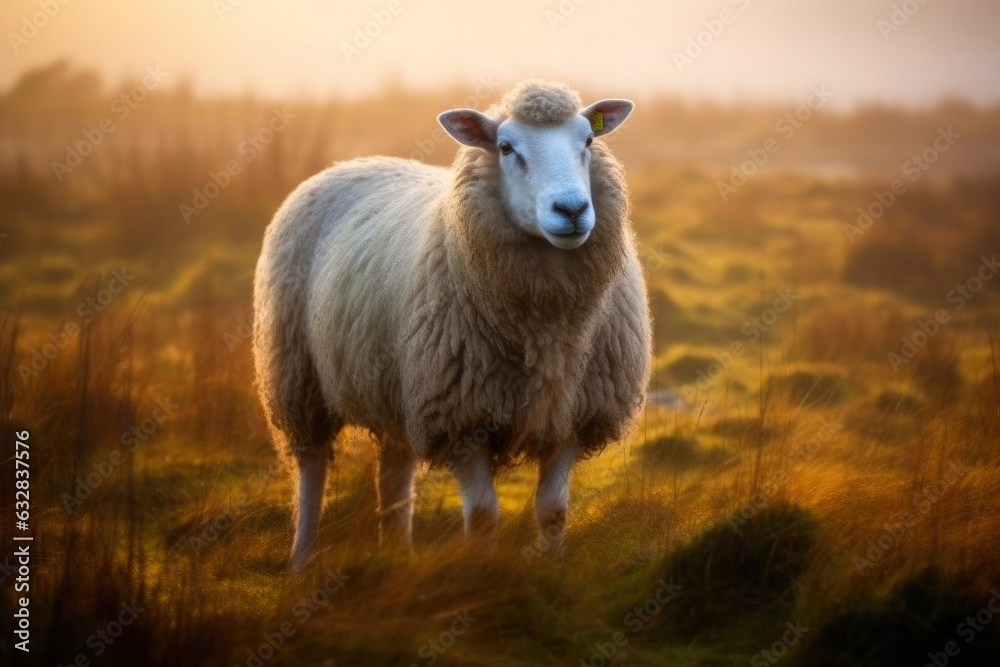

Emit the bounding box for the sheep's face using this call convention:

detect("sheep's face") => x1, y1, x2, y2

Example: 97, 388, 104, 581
439, 99, 633, 250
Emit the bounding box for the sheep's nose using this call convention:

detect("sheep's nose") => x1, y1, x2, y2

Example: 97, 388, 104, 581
552, 199, 590, 225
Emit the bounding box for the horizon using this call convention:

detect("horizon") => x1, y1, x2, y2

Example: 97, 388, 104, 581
5, 58, 999, 116
2, 0, 999, 109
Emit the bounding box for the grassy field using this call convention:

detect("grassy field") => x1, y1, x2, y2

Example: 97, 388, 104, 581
2, 63, 1000, 666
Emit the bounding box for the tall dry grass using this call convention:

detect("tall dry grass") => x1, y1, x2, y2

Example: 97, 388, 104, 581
1, 62, 999, 665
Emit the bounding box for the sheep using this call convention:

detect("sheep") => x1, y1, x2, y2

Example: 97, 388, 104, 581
253, 80, 651, 571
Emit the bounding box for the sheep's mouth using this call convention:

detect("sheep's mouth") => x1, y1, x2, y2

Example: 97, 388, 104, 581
542, 229, 591, 250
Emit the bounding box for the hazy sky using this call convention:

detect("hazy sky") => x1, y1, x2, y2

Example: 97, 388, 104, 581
2, 0, 998, 106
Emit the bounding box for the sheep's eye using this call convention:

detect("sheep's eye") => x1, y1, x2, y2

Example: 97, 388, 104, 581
585, 136, 594, 148
498, 141, 514, 156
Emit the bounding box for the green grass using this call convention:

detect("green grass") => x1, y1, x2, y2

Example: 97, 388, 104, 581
2, 79, 1000, 665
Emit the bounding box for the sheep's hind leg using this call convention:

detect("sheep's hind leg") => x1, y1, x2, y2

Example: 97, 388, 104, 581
450, 443, 500, 542
535, 444, 578, 556
290, 447, 329, 572
377, 440, 419, 551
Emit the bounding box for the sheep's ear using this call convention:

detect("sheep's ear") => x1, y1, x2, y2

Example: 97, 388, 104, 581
438, 109, 498, 151
580, 99, 634, 137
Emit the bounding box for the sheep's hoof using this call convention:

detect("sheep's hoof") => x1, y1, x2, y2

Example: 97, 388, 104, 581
378, 532, 415, 557
535, 530, 566, 559
466, 506, 499, 542
541, 540, 566, 558
537, 509, 567, 557
289, 545, 315, 574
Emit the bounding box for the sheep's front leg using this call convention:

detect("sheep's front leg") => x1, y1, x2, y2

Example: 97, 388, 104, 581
449, 444, 499, 541
376, 441, 419, 550
535, 444, 578, 556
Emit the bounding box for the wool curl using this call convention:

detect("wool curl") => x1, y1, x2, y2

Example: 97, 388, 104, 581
254, 81, 650, 468
486, 79, 583, 125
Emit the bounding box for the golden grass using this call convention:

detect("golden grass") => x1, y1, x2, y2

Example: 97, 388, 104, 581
1, 65, 1000, 665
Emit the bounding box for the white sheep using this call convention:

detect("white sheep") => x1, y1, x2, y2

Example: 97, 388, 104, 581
253, 80, 651, 571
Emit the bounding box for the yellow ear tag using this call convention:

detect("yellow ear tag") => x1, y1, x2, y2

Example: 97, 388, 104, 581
591, 111, 604, 132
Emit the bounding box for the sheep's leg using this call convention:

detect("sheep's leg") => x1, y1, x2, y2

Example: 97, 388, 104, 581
290, 448, 328, 572
450, 445, 499, 542
376, 441, 419, 550
535, 444, 578, 556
